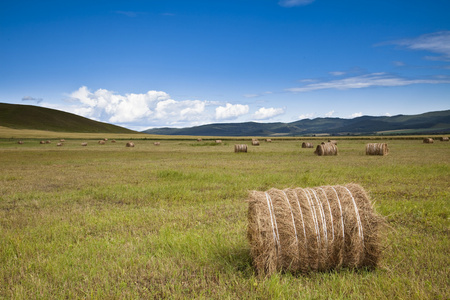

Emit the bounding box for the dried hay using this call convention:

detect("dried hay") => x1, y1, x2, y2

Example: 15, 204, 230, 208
126, 142, 135, 147
266, 139, 272, 142
216, 140, 222, 144
39, 141, 45, 144
314, 143, 338, 156
104, 138, 108, 141
328, 140, 338, 145
197, 138, 203, 142
440, 137, 449, 142
302, 142, 314, 148
365, 143, 388, 156
252, 141, 260, 146
45, 140, 51, 144
235, 144, 248, 153
81, 142, 88, 146
423, 138, 433, 144
154, 142, 161, 146
57, 142, 63, 147
247, 183, 384, 276
18, 141, 24, 144
60, 139, 65, 142
98, 140, 106, 145
111, 140, 116, 143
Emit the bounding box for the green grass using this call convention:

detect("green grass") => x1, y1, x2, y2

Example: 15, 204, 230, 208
1, 137, 449, 299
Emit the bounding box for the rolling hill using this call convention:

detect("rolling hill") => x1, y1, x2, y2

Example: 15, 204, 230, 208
0, 103, 136, 133
143, 110, 450, 136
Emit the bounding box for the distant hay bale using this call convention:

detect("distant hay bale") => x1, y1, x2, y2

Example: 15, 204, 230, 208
365, 143, 388, 156
247, 183, 384, 276
57, 143, 63, 147
154, 142, 161, 146
40, 141, 45, 144
314, 143, 338, 156
126, 142, 135, 147
252, 141, 260, 146
18, 141, 23, 144
216, 140, 222, 144
302, 142, 314, 148
423, 138, 433, 144
234, 144, 248, 153
328, 139, 338, 145
440, 137, 449, 142
266, 139, 272, 142
111, 140, 116, 143
45, 140, 51, 144
104, 138, 108, 141
81, 142, 88, 146
98, 140, 106, 145
60, 139, 65, 142
197, 138, 203, 142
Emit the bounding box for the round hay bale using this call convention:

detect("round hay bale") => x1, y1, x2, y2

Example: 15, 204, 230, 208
154, 142, 161, 146
252, 141, 260, 146
314, 143, 338, 156
247, 183, 383, 276
111, 140, 116, 143
57, 142, 63, 147
234, 144, 248, 153
302, 142, 314, 148
81, 142, 88, 146
60, 139, 65, 142
98, 140, 105, 145
18, 141, 24, 144
197, 138, 203, 142
215, 140, 222, 144
126, 142, 135, 147
365, 143, 388, 156
45, 140, 51, 144
104, 138, 108, 141
423, 138, 433, 144
266, 139, 272, 142
328, 139, 338, 145
440, 137, 449, 142
40, 141, 45, 144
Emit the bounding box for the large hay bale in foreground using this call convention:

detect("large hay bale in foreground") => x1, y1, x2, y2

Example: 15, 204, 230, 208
314, 143, 338, 156
440, 137, 449, 142
423, 138, 433, 144
126, 142, 135, 147
247, 183, 383, 276
365, 143, 388, 156
302, 142, 314, 148
234, 144, 248, 153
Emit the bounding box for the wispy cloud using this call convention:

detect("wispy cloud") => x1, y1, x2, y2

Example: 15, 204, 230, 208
286, 72, 450, 92
329, 71, 345, 76
22, 96, 43, 104
279, 0, 315, 7
253, 107, 284, 120
385, 31, 450, 61
325, 110, 335, 117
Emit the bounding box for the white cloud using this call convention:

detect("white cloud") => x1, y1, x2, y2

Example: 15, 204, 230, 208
298, 113, 314, 119
279, 0, 315, 7
329, 71, 345, 76
243, 94, 259, 98
349, 112, 363, 118
67, 86, 208, 127
215, 103, 249, 120
253, 107, 284, 120
286, 72, 450, 92
384, 112, 392, 117
390, 31, 450, 61
325, 110, 335, 117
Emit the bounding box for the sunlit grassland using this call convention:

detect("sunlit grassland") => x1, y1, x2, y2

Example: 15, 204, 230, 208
1, 137, 449, 299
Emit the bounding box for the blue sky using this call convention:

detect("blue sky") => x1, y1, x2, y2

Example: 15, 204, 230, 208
1, 0, 449, 131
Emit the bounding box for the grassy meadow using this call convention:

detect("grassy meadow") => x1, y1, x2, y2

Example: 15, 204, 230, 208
0, 135, 449, 299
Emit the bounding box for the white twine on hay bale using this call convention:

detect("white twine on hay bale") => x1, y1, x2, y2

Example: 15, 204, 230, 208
302, 142, 314, 148
365, 143, 388, 156
314, 143, 338, 156
247, 183, 384, 276
423, 138, 433, 144
126, 142, 135, 147
234, 144, 248, 153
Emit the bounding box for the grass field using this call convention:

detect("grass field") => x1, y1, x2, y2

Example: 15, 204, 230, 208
1, 135, 449, 299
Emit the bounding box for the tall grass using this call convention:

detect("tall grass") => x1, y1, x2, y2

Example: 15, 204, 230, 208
0, 137, 449, 299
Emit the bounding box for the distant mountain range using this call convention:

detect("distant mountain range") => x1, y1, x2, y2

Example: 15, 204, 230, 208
0, 103, 136, 133
143, 110, 450, 136
1, 103, 449, 136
